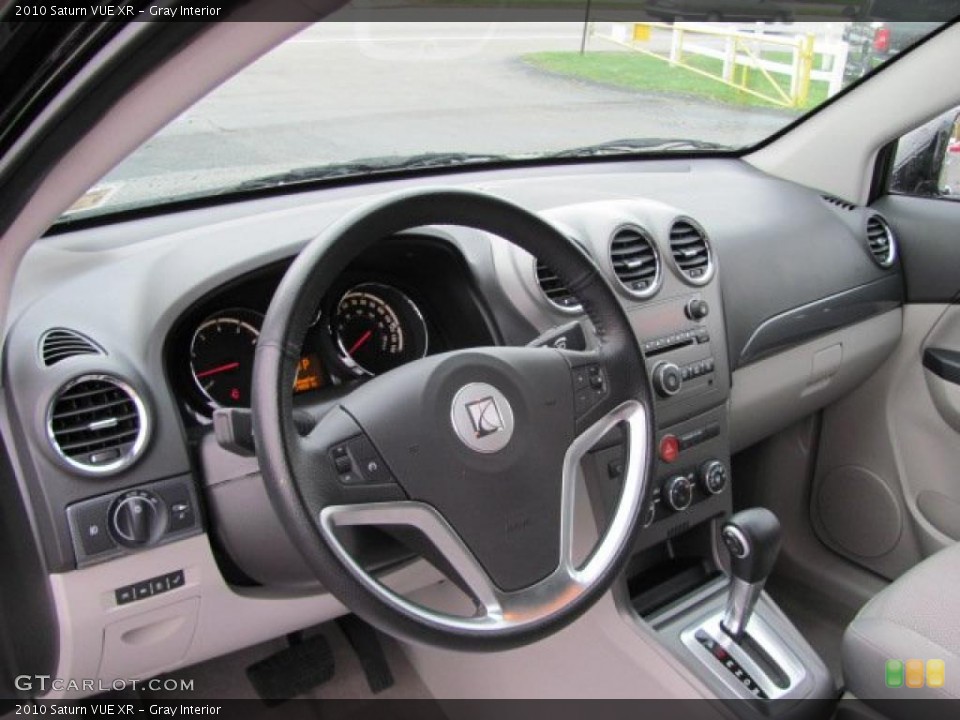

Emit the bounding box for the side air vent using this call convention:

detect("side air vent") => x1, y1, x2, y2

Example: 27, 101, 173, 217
47, 375, 148, 475
821, 194, 858, 211
866, 215, 897, 268
40, 328, 103, 366
609, 225, 661, 299
668, 218, 713, 285
535, 260, 582, 312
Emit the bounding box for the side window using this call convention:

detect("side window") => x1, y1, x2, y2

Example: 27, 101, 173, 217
890, 105, 960, 200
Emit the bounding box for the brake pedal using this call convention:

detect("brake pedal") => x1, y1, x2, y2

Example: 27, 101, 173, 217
246, 632, 335, 706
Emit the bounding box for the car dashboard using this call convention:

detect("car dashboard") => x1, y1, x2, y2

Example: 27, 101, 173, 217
1, 157, 904, 696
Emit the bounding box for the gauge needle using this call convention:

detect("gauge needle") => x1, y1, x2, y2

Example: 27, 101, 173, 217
196, 361, 240, 379
348, 330, 373, 356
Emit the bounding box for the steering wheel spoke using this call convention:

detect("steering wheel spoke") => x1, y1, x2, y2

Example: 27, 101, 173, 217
315, 398, 649, 631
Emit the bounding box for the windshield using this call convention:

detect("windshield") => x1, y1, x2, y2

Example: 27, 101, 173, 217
61, 19, 946, 222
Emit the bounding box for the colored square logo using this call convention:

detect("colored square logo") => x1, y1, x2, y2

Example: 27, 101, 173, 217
885, 659, 904, 688
927, 659, 945, 688
906, 659, 925, 688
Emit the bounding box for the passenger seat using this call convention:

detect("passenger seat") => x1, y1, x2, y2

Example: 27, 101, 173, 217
842, 541, 960, 707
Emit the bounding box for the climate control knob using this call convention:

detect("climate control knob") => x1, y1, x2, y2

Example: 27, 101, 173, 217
109, 490, 166, 548
653, 362, 683, 398
663, 475, 693, 513
700, 460, 728, 495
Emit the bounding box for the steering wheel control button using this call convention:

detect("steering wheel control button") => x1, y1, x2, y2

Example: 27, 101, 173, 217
330, 435, 395, 485
450, 383, 515, 453
572, 363, 609, 416
653, 361, 683, 398
664, 475, 693, 512
722, 526, 750, 559
659, 434, 680, 463
701, 460, 728, 495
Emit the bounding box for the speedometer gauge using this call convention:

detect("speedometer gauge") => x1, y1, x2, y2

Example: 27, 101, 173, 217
333, 284, 428, 376
189, 308, 262, 408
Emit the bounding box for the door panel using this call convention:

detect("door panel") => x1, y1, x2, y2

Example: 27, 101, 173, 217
812, 194, 960, 580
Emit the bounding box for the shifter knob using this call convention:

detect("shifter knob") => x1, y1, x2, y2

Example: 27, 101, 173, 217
721, 508, 781, 641
721, 507, 782, 584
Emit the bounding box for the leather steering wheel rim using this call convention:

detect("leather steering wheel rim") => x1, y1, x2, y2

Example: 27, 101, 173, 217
252, 188, 655, 651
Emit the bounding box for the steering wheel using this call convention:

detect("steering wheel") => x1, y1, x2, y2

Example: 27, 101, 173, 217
252, 188, 654, 650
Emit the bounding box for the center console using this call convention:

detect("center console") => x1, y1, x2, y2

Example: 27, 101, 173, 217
587, 286, 837, 712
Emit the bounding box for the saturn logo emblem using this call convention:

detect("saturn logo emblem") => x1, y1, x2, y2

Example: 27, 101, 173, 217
465, 396, 504, 438
451, 383, 515, 453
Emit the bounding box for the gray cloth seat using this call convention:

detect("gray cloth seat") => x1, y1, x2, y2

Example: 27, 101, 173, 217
843, 541, 960, 706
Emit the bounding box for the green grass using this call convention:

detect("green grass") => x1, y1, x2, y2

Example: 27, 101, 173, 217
523, 51, 829, 111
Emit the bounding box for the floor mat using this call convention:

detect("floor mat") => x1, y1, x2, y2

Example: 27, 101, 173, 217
143, 619, 433, 702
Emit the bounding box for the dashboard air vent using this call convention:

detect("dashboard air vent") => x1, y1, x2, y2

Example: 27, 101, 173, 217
668, 219, 713, 285
609, 225, 660, 299
40, 328, 102, 366
47, 375, 148, 475
535, 260, 582, 312
821, 194, 858, 211
866, 215, 897, 268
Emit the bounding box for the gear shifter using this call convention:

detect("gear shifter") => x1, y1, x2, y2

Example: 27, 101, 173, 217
720, 508, 781, 642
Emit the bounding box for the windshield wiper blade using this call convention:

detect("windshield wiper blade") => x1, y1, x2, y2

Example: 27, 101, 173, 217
550, 138, 730, 158
231, 152, 510, 192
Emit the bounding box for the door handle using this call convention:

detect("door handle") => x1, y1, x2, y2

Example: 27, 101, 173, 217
923, 348, 960, 386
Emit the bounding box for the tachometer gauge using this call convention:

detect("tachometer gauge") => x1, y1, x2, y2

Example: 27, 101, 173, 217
189, 308, 263, 408
333, 284, 428, 376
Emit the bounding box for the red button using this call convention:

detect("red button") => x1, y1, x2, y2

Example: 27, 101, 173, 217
659, 435, 679, 463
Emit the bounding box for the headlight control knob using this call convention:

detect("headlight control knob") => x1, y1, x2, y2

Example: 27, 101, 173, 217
109, 490, 166, 548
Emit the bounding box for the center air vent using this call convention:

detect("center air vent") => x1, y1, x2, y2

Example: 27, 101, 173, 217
866, 215, 897, 268
47, 375, 148, 475
609, 225, 661, 299
535, 260, 582, 312
668, 219, 713, 285
40, 328, 103, 366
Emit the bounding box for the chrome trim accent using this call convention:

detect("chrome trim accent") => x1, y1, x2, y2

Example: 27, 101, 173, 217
681, 605, 808, 701
722, 577, 762, 640
721, 525, 750, 559
189, 307, 263, 408
667, 216, 715, 287
332, 283, 429, 377
46, 374, 150, 477
607, 223, 662, 300
318, 400, 648, 632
